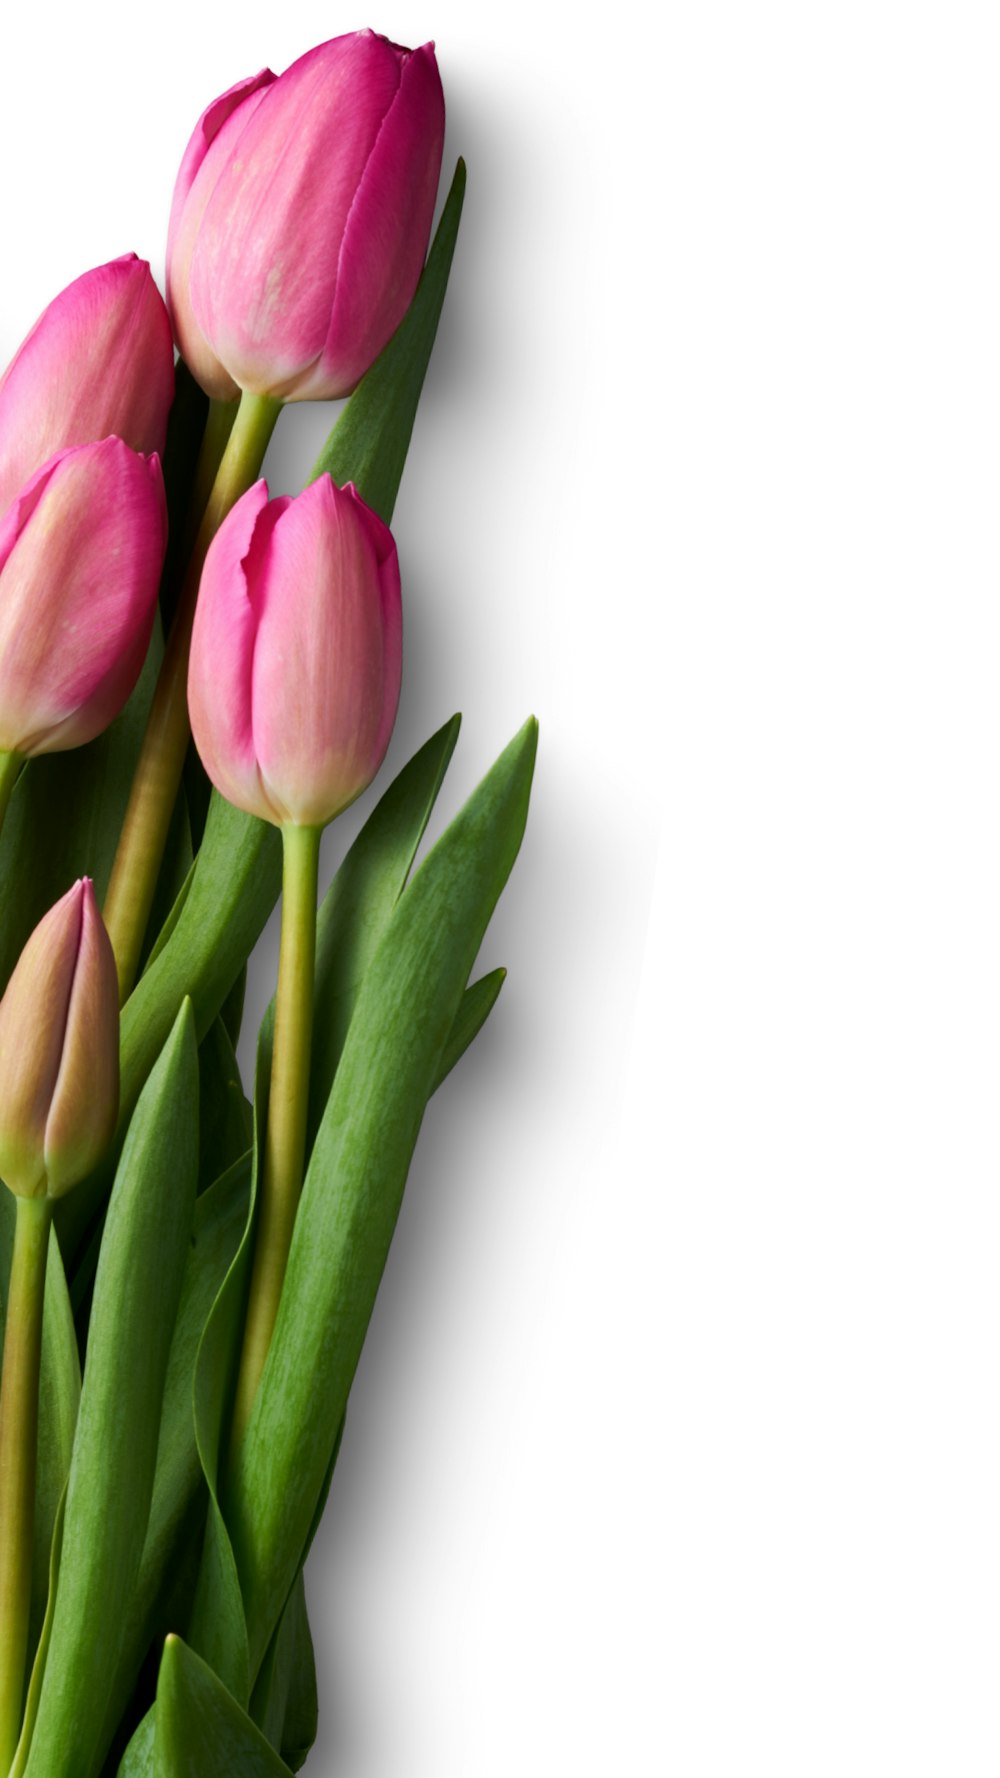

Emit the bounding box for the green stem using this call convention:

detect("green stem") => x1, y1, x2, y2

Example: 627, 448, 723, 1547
229, 824, 321, 1459
189, 397, 240, 539
103, 389, 282, 1004
0, 1195, 51, 1773
0, 752, 23, 845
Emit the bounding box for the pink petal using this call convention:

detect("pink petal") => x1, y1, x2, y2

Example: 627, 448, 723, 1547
188, 480, 283, 820
312, 44, 445, 398
0, 440, 167, 755
0, 256, 174, 520
251, 476, 400, 824
189, 32, 406, 396
44, 881, 119, 1194
167, 72, 276, 397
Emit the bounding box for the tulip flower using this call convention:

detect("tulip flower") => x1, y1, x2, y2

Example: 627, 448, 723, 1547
0, 880, 119, 1201
188, 474, 402, 828
0, 255, 174, 522
0, 880, 119, 1767
0, 437, 167, 779
167, 30, 445, 401
188, 472, 401, 1449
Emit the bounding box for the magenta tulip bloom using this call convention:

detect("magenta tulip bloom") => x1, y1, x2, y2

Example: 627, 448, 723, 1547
167, 31, 445, 401
0, 438, 167, 758
188, 475, 402, 827
0, 255, 174, 521
0, 880, 119, 1199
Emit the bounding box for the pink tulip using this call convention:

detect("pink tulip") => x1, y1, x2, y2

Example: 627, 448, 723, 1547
0, 255, 174, 521
0, 438, 167, 758
167, 31, 445, 401
0, 880, 119, 1198
188, 475, 402, 827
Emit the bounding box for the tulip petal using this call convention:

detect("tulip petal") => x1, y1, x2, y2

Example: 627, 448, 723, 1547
167, 72, 276, 399
188, 480, 282, 822
189, 32, 406, 396
0, 439, 167, 756
250, 477, 401, 825
0, 256, 174, 520
0, 883, 84, 1196
312, 44, 445, 398
44, 883, 120, 1195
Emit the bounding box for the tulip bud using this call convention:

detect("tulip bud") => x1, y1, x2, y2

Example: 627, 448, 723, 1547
0, 437, 167, 758
0, 881, 119, 1199
167, 31, 445, 402
0, 255, 174, 522
188, 475, 402, 827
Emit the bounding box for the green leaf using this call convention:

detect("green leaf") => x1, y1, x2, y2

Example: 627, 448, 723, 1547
155, 1637, 292, 1777
433, 968, 507, 1092
31, 1233, 79, 1660
197, 1020, 252, 1191
94, 1158, 251, 1778
0, 1198, 80, 1677
310, 157, 466, 522
184, 1046, 272, 1707
307, 714, 461, 1140
23, 1003, 199, 1778
9, 1486, 65, 1778
275, 1584, 317, 1772
182, 718, 463, 1690
227, 718, 537, 1672
248, 1574, 316, 1765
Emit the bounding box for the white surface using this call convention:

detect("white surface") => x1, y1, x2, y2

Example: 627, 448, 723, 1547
4, 1, 1000, 1771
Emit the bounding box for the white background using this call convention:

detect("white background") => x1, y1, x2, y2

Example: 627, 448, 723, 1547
3, 1, 1000, 1772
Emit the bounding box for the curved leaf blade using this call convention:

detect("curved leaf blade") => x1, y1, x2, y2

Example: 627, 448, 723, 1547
24, 1003, 199, 1778
228, 719, 537, 1670
155, 1637, 292, 1778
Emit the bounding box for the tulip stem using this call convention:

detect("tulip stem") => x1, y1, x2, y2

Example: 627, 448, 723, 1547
229, 822, 321, 1458
0, 1194, 51, 1774
189, 397, 240, 539
103, 389, 282, 1003
0, 751, 22, 843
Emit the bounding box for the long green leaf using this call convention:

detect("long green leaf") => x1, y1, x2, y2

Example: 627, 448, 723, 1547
23, 1003, 199, 1778
155, 1638, 292, 1778
197, 1020, 252, 1191
9, 1487, 65, 1778
227, 719, 537, 1672
0, 1198, 81, 1675
94, 1158, 251, 1778
31, 1234, 79, 1658
177, 716, 462, 1701
306, 714, 460, 1138
248, 1574, 316, 1765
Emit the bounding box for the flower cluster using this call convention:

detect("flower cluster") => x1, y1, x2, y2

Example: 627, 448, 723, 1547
0, 30, 535, 1778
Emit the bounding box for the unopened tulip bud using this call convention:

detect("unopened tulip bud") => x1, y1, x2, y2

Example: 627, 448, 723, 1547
0, 255, 174, 521
188, 474, 401, 827
0, 881, 119, 1199
0, 437, 167, 758
167, 30, 445, 401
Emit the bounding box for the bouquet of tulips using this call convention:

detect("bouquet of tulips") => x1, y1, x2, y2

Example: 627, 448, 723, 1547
0, 29, 535, 1777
